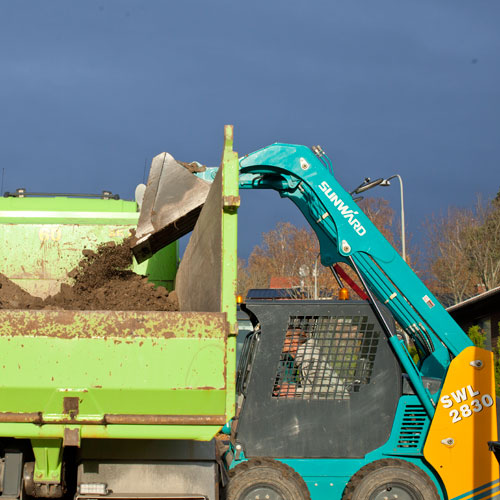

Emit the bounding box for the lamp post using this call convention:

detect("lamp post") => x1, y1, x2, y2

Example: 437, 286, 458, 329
352, 175, 406, 262
380, 175, 406, 263
313, 254, 320, 300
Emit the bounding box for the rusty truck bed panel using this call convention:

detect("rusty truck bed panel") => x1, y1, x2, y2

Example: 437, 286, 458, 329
0, 310, 229, 426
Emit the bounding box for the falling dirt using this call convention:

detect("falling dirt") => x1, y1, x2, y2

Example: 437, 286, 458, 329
0, 237, 179, 311
179, 161, 206, 174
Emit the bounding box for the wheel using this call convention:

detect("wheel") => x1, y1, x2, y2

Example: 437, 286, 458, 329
342, 459, 439, 500
224, 458, 311, 500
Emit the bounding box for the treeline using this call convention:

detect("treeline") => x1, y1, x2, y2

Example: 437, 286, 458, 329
237, 198, 396, 299
426, 190, 500, 306
238, 190, 500, 306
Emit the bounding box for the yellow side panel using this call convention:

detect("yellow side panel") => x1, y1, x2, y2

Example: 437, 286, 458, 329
424, 346, 499, 500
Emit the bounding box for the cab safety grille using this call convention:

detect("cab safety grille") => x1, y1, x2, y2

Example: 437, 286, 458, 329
273, 315, 380, 400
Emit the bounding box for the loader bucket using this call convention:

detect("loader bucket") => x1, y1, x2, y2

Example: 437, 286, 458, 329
132, 152, 211, 263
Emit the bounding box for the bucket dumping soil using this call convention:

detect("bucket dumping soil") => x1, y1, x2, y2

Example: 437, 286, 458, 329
0, 237, 179, 311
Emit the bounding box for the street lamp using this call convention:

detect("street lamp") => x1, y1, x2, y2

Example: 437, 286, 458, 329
380, 175, 406, 263
352, 175, 406, 262
313, 253, 320, 300
350, 177, 385, 195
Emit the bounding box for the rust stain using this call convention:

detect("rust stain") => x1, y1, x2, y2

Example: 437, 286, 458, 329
64, 427, 80, 447
63, 397, 79, 418
0, 412, 226, 426
0, 412, 43, 424
103, 414, 226, 425
0, 310, 228, 340
223, 195, 241, 208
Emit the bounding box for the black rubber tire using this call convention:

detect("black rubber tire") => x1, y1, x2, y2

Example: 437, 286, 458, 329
342, 459, 440, 500
224, 458, 311, 500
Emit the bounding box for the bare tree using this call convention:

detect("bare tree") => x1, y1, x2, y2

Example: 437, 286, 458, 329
425, 193, 500, 305
426, 207, 478, 305
238, 197, 396, 299
464, 197, 500, 291
242, 222, 329, 298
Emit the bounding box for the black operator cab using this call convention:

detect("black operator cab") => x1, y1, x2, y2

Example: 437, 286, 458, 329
234, 300, 402, 459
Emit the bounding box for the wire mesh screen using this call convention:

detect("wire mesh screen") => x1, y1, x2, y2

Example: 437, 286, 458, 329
273, 315, 379, 400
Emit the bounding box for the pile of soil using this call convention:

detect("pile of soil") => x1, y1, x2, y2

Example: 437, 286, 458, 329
0, 274, 44, 309
0, 237, 179, 311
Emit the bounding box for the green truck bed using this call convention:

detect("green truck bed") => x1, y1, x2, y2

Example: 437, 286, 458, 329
0, 197, 177, 298
0, 127, 239, 458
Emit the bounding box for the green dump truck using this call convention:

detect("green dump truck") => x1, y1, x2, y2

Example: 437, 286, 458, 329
0, 145, 236, 499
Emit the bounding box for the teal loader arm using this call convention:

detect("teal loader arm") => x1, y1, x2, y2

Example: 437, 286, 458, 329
237, 144, 472, 359
204, 144, 472, 357
201, 143, 473, 414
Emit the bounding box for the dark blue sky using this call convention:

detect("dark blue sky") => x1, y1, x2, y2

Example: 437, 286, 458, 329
1, 1, 499, 260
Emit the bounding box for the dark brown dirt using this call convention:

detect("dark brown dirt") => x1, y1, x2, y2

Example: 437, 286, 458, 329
179, 161, 206, 173
0, 237, 179, 311
0, 274, 44, 309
